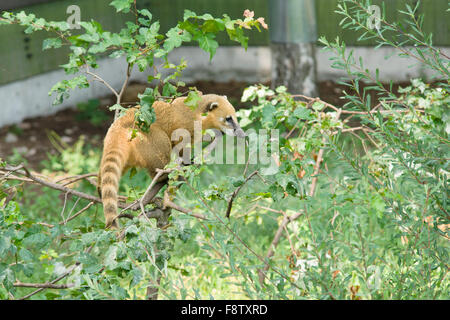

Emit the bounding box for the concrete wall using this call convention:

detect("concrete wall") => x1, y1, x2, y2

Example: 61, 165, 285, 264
1, 45, 448, 128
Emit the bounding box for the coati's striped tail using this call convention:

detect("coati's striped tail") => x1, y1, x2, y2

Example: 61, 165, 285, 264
99, 149, 125, 229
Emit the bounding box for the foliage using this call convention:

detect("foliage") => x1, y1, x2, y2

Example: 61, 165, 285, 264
75, 99, 110, 127
0, 0, 448, 300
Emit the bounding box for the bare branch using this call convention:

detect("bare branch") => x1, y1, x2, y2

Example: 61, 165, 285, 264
115, 63, 133, 120
1, 163, 208, 228
19, 264, 78, 300
162, 190, 207, 220
60, 173, 98, 187
14, 282, 75, 289
86, 69, 119, 97
63, 201, 95, 225
2, 165, 133, 210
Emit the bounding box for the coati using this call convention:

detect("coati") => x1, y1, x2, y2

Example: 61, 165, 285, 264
98, 93, 245, 229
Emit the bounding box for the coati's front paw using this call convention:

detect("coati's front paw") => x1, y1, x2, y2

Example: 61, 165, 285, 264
105, 216, 120, 230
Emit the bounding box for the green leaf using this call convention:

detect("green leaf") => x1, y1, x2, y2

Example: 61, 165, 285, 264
227, 26, 248, 49
110, 0, 133, 12
109, 104, 128, 117
293, 106, 311, 119
136, 58, 148, 72
42, 38, 62, 50
111, 284, 129, 299
162, 82, 177, 97
197, 13, 214, 20
78, 32, 100, 43
130, 268, 143, 287
138, 9, 152, 20
104, 246, 118, 269
164, 27, 191, 52
184, 90, 202, 110
312, 101, 325, 111
183, 9, 197, 21
23, 233, 50, 249
196, 33, 218, 60
262, 103, 276, 125
0, 237, 11, 257
18, 248, 34, 262
232, 177, 245, 187
49, 76, 89, 105
202, 19, 225, 33
129, 167, 137, 179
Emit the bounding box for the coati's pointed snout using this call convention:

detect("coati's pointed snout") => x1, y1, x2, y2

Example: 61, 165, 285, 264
225, 115, 246, 138
233, 127, 246, 138
223, 118, 246, 138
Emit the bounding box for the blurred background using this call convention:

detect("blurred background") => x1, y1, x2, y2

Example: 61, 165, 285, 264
0, 0, 449, 168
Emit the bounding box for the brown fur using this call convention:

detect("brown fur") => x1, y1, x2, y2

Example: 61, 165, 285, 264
98, 94, 243, 228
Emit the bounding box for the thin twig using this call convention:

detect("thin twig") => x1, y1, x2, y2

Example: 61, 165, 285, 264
60, 173, 98, 187
62, 202, 94, 225
225, 170, 258, 218
14, 282, 74, 289
115, 63, 133, 120
163, 191, 207, 220
86, 69, 119, 97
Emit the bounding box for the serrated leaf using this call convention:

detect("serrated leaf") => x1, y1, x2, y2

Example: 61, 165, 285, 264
197, 33, 218, 60
293, 106, 311, 119
42, 38, 62, 50
184, 90, 201, 110
110, 0, 133, 12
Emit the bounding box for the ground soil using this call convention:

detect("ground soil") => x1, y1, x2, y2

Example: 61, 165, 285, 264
0, 80, 409, 170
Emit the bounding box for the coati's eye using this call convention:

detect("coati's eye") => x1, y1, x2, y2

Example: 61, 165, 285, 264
225, 116, 232, 122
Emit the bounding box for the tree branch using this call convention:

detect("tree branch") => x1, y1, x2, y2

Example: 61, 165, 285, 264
86, 69, 119, 97
14, 282, 75, 289
1, 164, 206, 225
115, 63, 133, 120
162, 189, 207, 220
18, 264, 78, 300
225, 170, 259, 218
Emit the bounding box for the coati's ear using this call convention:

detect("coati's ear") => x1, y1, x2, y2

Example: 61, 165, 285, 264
223, 95, 227, 100
205, 101, 219, 112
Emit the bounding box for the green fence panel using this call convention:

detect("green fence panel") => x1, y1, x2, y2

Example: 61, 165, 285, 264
315, 0, 449, 46
0, 0, 448, 85
0, 0, 132, 84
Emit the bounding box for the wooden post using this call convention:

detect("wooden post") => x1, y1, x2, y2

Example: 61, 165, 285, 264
269, 0, 318, 97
